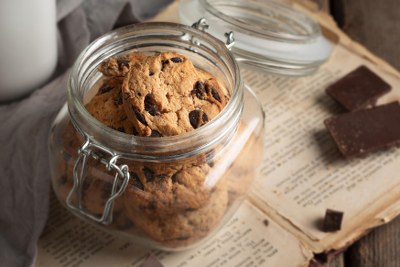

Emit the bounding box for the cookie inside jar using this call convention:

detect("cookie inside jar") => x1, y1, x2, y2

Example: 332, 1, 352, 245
90, 51, 230, 137
50, 22, 264, 251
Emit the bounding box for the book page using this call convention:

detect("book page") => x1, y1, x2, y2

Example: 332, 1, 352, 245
35, 196, 312, 267
245, 43, 400, 252
35, 1, 400, 265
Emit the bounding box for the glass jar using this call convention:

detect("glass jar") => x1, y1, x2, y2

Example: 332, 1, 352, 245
179, 0, 333, 76
48, 22, 264, 250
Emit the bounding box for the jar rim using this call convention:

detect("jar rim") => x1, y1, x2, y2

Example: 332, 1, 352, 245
67, 22, 243, 159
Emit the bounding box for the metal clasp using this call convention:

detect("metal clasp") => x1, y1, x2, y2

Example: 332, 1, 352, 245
66, 135, 130, 225
192, 18, 235, 50
192, 18, 209, 31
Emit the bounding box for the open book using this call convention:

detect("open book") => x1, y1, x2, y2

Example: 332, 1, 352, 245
35, 1, 400, 267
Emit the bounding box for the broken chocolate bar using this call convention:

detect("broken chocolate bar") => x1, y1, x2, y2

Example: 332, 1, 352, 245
326, 65, 391, 111
323, 209, 344, 232
324, 102, 400, 158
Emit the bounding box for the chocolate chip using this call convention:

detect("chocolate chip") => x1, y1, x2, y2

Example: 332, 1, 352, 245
161, 59, 169, 71
143, 167, 155, 182
192, 81, 207, 100
114, 91, 123, 106
202, 112, 209, 123
189, 110, 200, 129
132, 127, 139, 136
189, 110, 208, 129
130, 172, 144, 191
150, 130, 162, 137
117, 59, 130, 70
99, 86, 113, 94
170, 57, 183, 63
149, 71, 155, 76
322, 209, 344, 232
133, 108, 147, 125
211, 87, 222, 103
144, 94, 159, 116
171, 173, 178, 183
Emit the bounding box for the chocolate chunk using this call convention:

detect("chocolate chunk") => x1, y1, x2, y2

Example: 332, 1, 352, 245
326, 65, 391, 111
98, 86, 113, 94
202, 112, 209, 123
150, 130, 162, 137
324, 102, 400, 158
117, 59, 130, 70
189, 110, 200, 128
192, 81, 207, 100
189, 109, 208, 129
114, 91, 123, 106
143, 167, 155, 182
322, 209, 344, 232
130, 172, 144, 191
170, 57, 183, 63
144, 94, 159, 116
171, 173, 177, 183
133, 108, 147, 125
161, 59, 169, 71
211, 87, 222, 103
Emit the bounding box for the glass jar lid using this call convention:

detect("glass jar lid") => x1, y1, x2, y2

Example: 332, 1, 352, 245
179, 0, 333, 76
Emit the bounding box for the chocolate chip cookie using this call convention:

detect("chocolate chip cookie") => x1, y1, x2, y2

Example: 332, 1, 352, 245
99, 53, 147, 77
85, 77, 137, 134
122, 156, 214, 217
124, 182, 228, 247
121, 52, 228, 136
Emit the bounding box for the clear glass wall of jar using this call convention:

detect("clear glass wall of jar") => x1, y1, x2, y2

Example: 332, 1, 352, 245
48, 22, 264, 250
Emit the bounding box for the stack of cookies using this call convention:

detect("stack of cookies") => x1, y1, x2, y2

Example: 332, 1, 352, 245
57, 52, 239, 247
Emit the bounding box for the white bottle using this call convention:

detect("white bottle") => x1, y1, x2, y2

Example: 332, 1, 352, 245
0, 0, 57, 102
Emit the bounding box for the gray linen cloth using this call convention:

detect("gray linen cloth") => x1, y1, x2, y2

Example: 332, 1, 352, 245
0, 0, 171, 266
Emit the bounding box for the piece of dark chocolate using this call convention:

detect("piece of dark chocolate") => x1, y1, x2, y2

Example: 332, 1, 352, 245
323, 209, 344, 232
324, 102, 400, 158
326, 65, 391, 111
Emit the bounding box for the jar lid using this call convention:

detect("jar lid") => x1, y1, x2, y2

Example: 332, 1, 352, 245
178, 0, 333, 76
